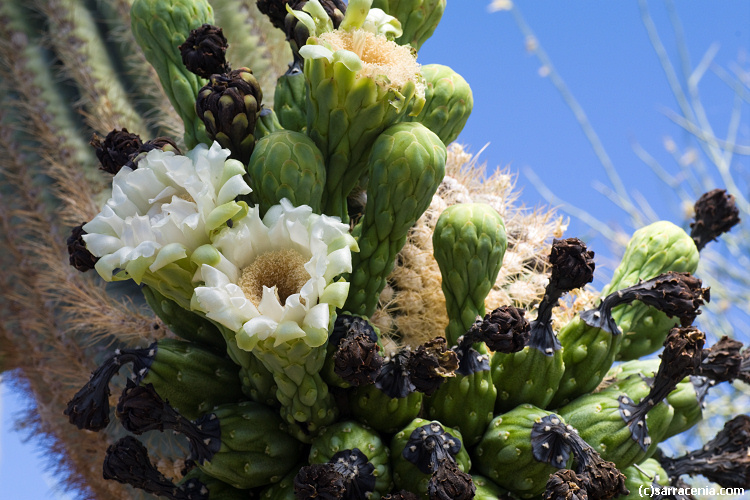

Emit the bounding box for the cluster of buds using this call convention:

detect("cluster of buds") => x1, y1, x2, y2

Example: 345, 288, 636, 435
53, 0, 750, 498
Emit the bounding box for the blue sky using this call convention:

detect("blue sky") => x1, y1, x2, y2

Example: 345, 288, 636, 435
2, 1, 749, 498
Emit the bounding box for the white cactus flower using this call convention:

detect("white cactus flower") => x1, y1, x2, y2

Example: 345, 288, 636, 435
192, 199, 358, 350
82, 142, 251, 283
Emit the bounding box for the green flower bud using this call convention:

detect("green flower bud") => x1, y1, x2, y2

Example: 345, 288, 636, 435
405, 64, 473, 145
247, 130, 327, 215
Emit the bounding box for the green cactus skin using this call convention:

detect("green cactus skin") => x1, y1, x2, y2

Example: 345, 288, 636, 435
255, 107, 285, 138
345, 122, 446, 316
136, 339, 244, 421
620, 458, 670, 500
309, 420, 393, 499
390, 418, 471, 499
424, 364, 497, 446
349, 384, 424, 434
252, 339, 339, 440
549, 314, 620, 408
405, 64, 473, 145
371, 0, 446, 51
258, 464, 302, 500
141, 285, 226, 352
302, 42, 424, 220
603, 221, 699, 361
474, 405, 572, 499
432, 203, 508, 346
247, 130, 327, 216
471, 474, 513, 500
196, 401, 305, 489
274, 67, 308, 133
557, 381, 673, 471
491, 342, 564, 413
238, 353, 279, 408
130, 0, 213, 148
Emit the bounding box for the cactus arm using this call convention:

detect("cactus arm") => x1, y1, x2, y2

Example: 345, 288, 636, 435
40, 0, 149, 137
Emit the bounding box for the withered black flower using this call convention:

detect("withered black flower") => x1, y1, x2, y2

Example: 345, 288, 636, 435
468, 306, 530, 353
381, 491, 420, 500
256, 0, 299, 30
294, 463, 346, 500
408, 337, 458, 395
536, 415, 628, 500
690, 189, 741, 251
658, 415, 750, 489
528, 238, 593, 355
582, 272, 709, 335
117, 381, 184, 434
548, 238, 596, 292
620, 327, 705, 450
374, 350, 417, 399
178, 24, 230, 79
330, 448, 377, 500
64, 345, 152, 431
544, 469, 588, 500
116, 379, 220, 464
698, 336, 743, 384
402, 422, 462, 475
333, 332, 384, 386
103, 436, 205, 500
124, 136, 182, 170
530, 414, 574, 469
67, 223, 98, 272
427, 460, 475, 500
90, 128, 143, 174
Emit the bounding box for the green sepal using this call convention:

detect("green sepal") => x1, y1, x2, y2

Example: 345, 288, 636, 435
274, 68, 308, 133
558, 381, 673, 470
141, 285, 226, 352
371, 0, 446, 51
620, 458, 670, 500
348, 383, 423, 434
491, 343, 564, 413
197, 401, 305, 489
550, 314, 623, 408
471, 474, 513, 500
423, 368, 496, 446
136, 339, 244, 421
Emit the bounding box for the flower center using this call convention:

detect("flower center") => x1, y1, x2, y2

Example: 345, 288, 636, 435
238, 249, 310, 306
317, 29, 422, 93
176, 193, 195, 203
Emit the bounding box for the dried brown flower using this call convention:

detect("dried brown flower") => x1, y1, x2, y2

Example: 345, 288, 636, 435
690, 189, 741, 251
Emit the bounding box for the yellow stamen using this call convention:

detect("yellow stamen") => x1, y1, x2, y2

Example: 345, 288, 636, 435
238, 249, 310, 306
